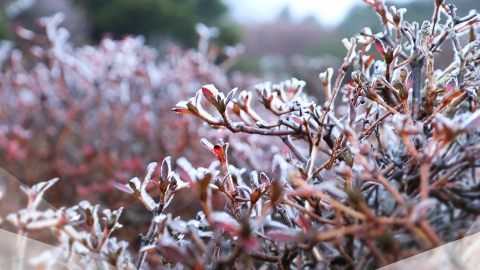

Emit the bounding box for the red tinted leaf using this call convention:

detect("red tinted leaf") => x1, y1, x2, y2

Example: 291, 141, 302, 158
216, 217, 239, 233
405, 71, 413, 91
296, 213, 311, 231
267, 230, 302, 242
213, 145, 225, 162
284, 188, 316, 197
243, 237, 261, 251
291, 115, 305, 125
172, 101, 196, 114
445, 77, 457, 95
114, 182, 133, 194
202, 84, 218, 104
172, 107, 193, 114
348, 78, 355, 86
262, 88, 269, 99
259, 172, 271, 186
251, 189, 260, 203
374, 38, 385, 57
364, 54, 375, 70
158, 241, 188, 265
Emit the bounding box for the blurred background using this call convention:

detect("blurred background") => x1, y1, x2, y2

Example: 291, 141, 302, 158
0, 0, 477, 256
0, 0, 476, 86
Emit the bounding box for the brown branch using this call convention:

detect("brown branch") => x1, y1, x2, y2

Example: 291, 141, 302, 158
282, 199, 335, 225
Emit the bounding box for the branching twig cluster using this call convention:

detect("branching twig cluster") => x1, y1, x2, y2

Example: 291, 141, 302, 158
2, 1, 480, 269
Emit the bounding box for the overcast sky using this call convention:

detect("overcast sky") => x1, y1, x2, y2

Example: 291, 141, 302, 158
224, 0, 414, 27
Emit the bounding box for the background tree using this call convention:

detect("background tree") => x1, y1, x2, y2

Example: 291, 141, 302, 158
73, 0, 241, 47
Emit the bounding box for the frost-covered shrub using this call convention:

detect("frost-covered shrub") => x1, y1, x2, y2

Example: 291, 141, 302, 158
0, 13, 255, 207
2, 1, 480, 269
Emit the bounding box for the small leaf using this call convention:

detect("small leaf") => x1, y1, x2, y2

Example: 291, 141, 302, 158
200, 138, 216, 155
26, 178, 59, 211
364, 54, 376, 71
268, 94, 274, 104
284, 188, 316, 197
211, 96, 223, 112
269, 180, 283, 205
172, 101, 196, 115
85, 208, 94, 227
216, 218, 239, 233
213, 178, 226, 192
157, 240, 189, 266
197, 173, 212, 202
243, 237, 261, 251
291, 115, 305, 125
159, 180, 170, 194
405, 71, 413, 91
225, 87, 238, 105
114, 182, 133, 194
251, 188, 261, 203
374, 38, 385, 57
267, 230, 302, 242
185, 103, 198, 114
104, 207, 124, 230
201, 84, 218, 104
296, 213, 311, 231
259, 172, 271, 186
444, 77, 457, 95
392, 45, 402, 59
213, 145, 226, 163
141, 162, 157, 190
161, 156, 172, 181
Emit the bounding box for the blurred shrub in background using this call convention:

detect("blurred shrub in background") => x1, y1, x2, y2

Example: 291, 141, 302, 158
0, 13, 260, 213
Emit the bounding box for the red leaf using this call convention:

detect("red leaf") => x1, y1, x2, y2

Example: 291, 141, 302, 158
259, 172, 271, 186
202, 84, 218, 104
445, 77, 457, 95
267, 230, 302, 242
213, 145, 225, 161
296, 213, 311, 231
364, 54, 375, 70
284, 188, 316, 197
171, 107, 194, 115
374, 38, 385, 57
405, 71, 413, 91
243, 237, 261, 251
217, 220, 239, 233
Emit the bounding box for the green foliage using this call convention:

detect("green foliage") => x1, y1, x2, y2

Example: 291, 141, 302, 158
74, 0, 240, 47
0, 11, 13, 40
